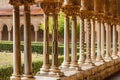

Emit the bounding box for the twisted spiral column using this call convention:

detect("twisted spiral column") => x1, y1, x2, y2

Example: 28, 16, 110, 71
78, 17, 85, 65
91, 19, 96, 61
85, 17, 95, 66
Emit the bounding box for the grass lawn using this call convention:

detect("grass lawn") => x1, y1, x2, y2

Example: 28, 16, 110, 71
0, 52, 46, 68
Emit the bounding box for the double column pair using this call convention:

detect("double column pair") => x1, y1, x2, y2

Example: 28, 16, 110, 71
10, 4, 34, 80
61, 14, 81, 70
79, 15, 95, 66
40, 12, 63, 76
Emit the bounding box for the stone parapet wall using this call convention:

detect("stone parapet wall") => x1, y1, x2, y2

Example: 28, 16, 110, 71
36, 58, 120, 80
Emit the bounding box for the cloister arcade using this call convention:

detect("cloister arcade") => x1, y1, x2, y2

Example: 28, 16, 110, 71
0, 14, 44, 41
9, 0, 120, 80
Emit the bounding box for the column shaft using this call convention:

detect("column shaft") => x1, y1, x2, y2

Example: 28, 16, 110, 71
118, 25, 120, 56
91, 19, 96, 61
61, 14, 70, 68
35, 31, 38, 42
78, 17, 85, 64
22, 5, 34, 79
105, 22, 112, 61
101, 21, 105, 57
85, 18, 94, 66
96, 19, 104, 62
70, 16, 79, 70
112, 25, 118, 59
40, 14, 50, 72
10, 6, 21, 80
51, 14, 58, 68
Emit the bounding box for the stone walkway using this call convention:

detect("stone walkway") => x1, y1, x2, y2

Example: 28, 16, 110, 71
105, 72, 120, 80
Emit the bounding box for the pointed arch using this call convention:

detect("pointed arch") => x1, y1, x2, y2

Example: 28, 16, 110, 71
2, 24, 8, 40
20, 24, 24, 41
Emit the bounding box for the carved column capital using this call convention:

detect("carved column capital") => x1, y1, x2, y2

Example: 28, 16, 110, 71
80, 10, 93, 19
62, 5, 80, 16
40, 2, 61, 14
9, 0, 22, 6
21, 0, 35, 5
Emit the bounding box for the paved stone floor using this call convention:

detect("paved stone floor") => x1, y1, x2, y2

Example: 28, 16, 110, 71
105, 71, 120, 80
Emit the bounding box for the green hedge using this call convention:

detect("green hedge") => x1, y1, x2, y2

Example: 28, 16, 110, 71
0, 57, 64, 80
0, 41, 81, 55
0, 41, 65, 55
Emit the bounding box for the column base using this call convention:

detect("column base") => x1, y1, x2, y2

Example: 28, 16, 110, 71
118, 52, 120, 57
91, 56, 96, 62
96, 56, 105, 63
112, 54, 119, 59
78, 59, 85, 66
60, 62, 70, 69
69, 62, 81, 71
21, 75, 35, 80
84, 59, 95, 67
40, 64, 50, 74
104, 56, 112, 62
10, 74, 21, 80
49, 66, 64, 77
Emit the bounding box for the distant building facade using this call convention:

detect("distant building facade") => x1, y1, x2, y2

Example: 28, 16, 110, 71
0, 0, 44, 41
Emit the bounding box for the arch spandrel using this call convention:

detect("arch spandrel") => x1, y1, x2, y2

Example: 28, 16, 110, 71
94, 0, 104, 13
117, 0, 120, 17
89, 0, 94, 11
109, 0, 117, 17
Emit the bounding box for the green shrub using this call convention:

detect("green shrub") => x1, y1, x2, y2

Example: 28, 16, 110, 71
0, 57, 64, 80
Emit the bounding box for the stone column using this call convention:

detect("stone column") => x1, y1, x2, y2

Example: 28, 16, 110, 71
78, 17, 85, 65
109, 25, 112, 56
91, 19, 96, 61
70, 16, 80, 70
21, 5, 34, 80
0, 31, 2, 41
96, 19, 104, 62
85, 18, 95, 66
49, 13, 63, 76
104, 22, 112, 61
101, 21, 105, 57
8, 31, 11, 41
10, 6, 21, 80
61, 14, 70, 68
118, 25, 120, 56
35, 31, 38, 42
40, 13, 50, 73
112, 24, 118, 59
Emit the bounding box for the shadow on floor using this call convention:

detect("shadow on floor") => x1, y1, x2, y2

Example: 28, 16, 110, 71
104, 71, 120, 80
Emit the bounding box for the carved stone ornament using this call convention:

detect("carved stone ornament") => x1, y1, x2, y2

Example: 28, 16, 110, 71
79, 10, 93, 19
21, 0, 35, 5
62, 5, 80, 16
9, 0, 22, 5
40, 2, 62, 14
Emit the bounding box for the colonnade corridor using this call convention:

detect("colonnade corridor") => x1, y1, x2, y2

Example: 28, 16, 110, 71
9, 0, 120, 80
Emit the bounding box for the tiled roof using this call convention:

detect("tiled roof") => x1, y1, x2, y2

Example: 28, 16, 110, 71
0, 6, 44, 16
